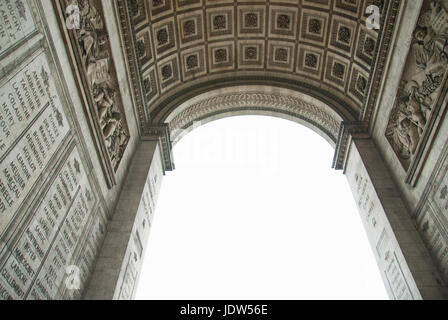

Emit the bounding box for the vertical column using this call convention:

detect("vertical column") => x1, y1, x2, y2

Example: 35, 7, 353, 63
344, 136, 448, 299
83, 139, 165, 300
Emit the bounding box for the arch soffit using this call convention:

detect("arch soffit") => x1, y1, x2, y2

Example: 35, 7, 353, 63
163, 85, 345, 148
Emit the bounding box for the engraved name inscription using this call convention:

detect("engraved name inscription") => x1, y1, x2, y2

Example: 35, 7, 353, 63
0, 52, 70, 236
0, 0, 35, 55
0, 147, 97, 299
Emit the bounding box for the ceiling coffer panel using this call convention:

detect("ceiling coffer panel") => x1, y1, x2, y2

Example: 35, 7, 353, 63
118, 0, 392, 130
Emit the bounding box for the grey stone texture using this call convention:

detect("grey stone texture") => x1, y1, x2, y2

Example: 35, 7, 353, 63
0, 0, 447, 300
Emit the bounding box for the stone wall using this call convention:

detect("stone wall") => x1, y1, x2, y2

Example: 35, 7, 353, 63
84, 139, 164, 300
0, 0, 140, 300
370, 0, 448, 286
1, 0, 447, 300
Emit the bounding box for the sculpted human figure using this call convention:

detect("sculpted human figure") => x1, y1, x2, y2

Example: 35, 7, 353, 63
109, 127, 128, 168
387, 92, 426, 160
72, 0, 110, 87
104, 116, 129, 168
402, 96, 427, 135
386, 2, 448, 163
396, 109, 421, 156
69, 0, 129, 168
395, 112, 412, 158
77, 0, 104, 30
413, 1, 448, 72
94, 85, 116, 123
79, 30, 109, 65
86, 56, 111, 87
103, 112, 122, 140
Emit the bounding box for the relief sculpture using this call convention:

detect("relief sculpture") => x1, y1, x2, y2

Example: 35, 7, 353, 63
386, 0, 448, 171
58, 0, 130, 184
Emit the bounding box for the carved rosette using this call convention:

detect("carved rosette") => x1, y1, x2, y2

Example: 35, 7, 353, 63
56, 0, 131, 187
385, 0, 448, 183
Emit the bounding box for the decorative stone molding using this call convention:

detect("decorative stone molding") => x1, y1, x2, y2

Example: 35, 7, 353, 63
332, 121, 370, 171
115, 0, 149, 135
142, 124, 174, 172
168, 91, 341, 146
361, 0, 400, 123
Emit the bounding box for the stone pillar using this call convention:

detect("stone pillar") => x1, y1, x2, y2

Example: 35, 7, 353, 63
336, 124, 448, 299
83, 139, 165, 299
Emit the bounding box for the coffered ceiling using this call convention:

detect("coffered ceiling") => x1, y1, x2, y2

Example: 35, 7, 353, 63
116, 0, 392, 131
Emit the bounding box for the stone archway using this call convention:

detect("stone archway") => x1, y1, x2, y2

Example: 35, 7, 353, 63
164, 86, 343, 147
134, 115, 388, 300
3, 0, 447, 301
83, 84, 446, 300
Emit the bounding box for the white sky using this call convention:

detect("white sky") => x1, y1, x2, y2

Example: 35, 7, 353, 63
135, 116, 389, 300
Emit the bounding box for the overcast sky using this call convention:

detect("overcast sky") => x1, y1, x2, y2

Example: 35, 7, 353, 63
135, 116, 389, 300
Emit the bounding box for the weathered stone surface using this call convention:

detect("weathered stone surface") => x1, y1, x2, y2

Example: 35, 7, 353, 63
0, 0, 448, 301
57, 0, 131, 188
0, 145, 99, 299
84, 140, 164, 300
345, 138, 447, 299
385, 1, 448, 174
0, 0, 35, 56
0, 51, 70, 236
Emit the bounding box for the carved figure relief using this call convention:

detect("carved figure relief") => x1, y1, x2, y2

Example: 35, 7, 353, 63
386, 0, 448, 171
59, 0, 130, 183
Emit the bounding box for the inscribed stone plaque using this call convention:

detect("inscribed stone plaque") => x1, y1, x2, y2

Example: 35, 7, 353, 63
118, 245, 139, 300
0, 0, 36, 56
345, 142, 418, 299
384, 252, 413, 300
0, 146, 97, 299
0, 51, 70, 236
